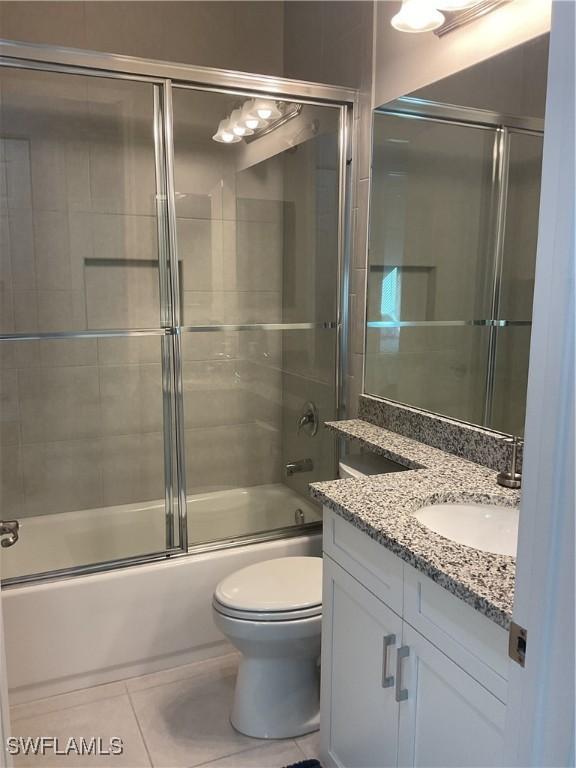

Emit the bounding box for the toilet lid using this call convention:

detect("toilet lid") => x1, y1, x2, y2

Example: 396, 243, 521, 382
214, 556, 322, 614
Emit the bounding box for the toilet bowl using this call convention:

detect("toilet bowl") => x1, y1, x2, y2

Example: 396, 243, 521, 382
212, 556, 322, 739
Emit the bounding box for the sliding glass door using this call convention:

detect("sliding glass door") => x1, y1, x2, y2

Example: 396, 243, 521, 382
0, 66, 183, 579
171, 87, 341, 547
0, 57, 348, 581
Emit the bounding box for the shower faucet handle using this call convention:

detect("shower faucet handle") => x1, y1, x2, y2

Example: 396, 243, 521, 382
297, 402, 319, 437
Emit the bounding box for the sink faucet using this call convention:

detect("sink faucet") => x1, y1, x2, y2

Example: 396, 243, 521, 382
497, 437, 523, 489
285, 458, 314, 477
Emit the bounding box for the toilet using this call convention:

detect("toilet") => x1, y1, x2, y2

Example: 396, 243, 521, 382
212, 556, 322, 739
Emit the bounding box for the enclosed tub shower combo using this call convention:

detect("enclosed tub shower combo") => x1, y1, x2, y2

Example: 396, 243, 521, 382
0, 40, 355, 702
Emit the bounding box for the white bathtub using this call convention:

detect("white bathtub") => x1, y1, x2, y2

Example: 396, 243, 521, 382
2, 483, 321, 580
2, 484, 322, 704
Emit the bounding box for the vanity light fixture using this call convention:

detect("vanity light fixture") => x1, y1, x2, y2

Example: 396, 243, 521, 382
212, 99, 300, 145
390, 0, 509, 35
391, 0, 445, 33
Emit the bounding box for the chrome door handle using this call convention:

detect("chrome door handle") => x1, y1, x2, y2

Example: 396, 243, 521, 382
382, 633, 396, 688
395, 645, 409, 702
0, 520, 19, 548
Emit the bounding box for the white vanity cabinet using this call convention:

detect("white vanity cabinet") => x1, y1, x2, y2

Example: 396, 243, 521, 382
321, 509, 509, 768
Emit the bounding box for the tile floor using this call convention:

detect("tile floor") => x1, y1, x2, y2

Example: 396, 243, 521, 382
9, 653, 320, 768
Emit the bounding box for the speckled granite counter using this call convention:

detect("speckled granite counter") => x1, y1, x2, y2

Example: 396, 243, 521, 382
310, 419, 520, 629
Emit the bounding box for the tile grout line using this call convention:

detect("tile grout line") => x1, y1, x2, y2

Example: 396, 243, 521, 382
126, 686, 154, 768
10, 688, 129, 725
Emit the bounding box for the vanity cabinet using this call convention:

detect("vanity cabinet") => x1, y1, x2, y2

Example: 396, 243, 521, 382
321, 509, 509, 768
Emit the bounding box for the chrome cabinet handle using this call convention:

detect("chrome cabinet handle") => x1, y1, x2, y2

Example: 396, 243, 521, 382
381, 633, 396, 688
0, 520, 19, 548
395, 645, 410, 702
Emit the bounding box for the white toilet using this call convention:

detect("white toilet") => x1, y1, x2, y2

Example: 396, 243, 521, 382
212, 556, 322, 739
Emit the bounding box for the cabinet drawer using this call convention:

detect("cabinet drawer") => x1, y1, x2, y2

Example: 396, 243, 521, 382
403, 564, 509, 702
323, 507, 404, 616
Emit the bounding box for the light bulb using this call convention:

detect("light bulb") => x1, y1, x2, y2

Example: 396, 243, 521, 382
251, 98, 282, 121
240, 100, 268, 131
212, 119, 241, 144
434, 0, 478, 9
230, 108, 254, 137
391, 0, 445, 32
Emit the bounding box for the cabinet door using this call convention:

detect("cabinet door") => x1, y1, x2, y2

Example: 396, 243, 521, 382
321, 555, 403, 768
397, 622, 506, 768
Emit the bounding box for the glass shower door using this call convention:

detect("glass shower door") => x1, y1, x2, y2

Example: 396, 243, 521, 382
171, 87, 341, 546
0, 67, 183, 580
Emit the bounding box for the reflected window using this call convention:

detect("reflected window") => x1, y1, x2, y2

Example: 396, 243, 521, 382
380, 266, 401, 352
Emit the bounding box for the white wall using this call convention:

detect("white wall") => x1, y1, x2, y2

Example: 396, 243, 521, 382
373, 0, 551, 109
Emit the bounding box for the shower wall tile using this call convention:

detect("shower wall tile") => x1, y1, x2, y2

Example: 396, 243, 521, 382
182, 290, 283, 326
184, 422, 281, 494
33, 210, 72, 290
90, 213, 158, 263
99, 363, 164, 436
85, 261, 160, 329
177, 218, 215, 292
281, 368, 337, 499
3, 138, 32, 211
20, 439, 103, 517
0, 446, 23, 516
18, 365, 101, 444
7, 210, 36, 290
36, 289, 87, 332
230, 220, 283, 292
100, 433, 165, 507
182, 360, 249, 431
0, 289, 15, 334
89, 138, 157, 217
97, 336, 161, 366
180, 331, 240, 363
13, 338, 98, 369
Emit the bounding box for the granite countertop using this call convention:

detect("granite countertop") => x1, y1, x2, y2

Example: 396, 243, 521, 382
310, 419, 521, 629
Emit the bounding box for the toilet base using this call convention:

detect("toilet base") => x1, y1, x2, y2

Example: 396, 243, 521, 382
231, 655, 320, 739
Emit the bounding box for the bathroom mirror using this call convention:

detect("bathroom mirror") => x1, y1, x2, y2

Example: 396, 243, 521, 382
365, 35, 549, 437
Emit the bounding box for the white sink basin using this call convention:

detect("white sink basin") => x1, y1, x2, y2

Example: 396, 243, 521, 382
411, 502, 519, 557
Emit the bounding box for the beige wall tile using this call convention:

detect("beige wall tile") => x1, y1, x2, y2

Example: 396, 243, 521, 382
100, 433, 165, 508
0, 446, 23, 516
185, 423, 280, 493
8, 210, 36, 290
100, 363, 163, 436
18, 365, 101, 443
85, 261, 160, 329
21, 439, 102, 517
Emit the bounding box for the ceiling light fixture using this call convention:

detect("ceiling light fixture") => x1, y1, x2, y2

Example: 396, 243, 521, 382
391, 0, 445, 32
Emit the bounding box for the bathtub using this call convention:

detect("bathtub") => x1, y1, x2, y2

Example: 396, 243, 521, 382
2, 483, 322, 581
2, 484, 322, 704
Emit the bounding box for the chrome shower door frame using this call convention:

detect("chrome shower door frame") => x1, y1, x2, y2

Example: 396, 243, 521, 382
0, 39, 357, 586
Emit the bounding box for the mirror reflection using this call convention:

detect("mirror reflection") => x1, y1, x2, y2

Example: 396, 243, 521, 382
365, 35, 548, 436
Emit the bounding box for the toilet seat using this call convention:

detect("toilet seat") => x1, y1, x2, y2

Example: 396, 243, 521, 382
213, 556, 322, 622
213, 598, 322, 622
